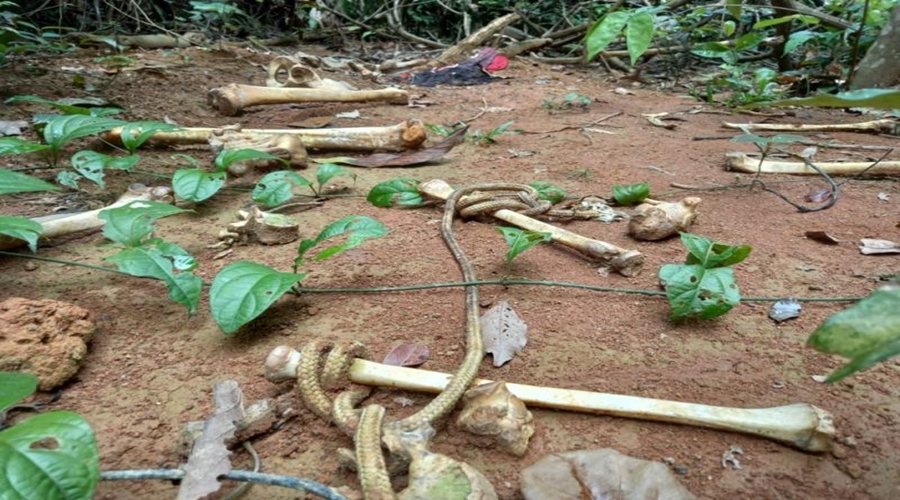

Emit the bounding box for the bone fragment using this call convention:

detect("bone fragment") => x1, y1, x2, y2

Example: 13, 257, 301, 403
266, 57, 356, 90
208, 83, 408, 116
265, 346, 834, 453
0, 184, 173, 251
723, 118, 898, 135
102, 120, 427, 152
725, 151, 900, 175
208, 133, 308, 174
418, 179, 643, 276
628, 197, 701, 241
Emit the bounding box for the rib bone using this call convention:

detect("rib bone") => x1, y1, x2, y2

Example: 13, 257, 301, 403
265, 346, 834, 453
208, 83, 408, 116
419, 179, 643, 276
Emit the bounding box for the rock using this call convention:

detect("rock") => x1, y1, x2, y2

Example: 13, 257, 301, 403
0, 297, 96, 390
521, 448, 696, 500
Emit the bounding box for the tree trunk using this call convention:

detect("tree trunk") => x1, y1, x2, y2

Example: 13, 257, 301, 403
851, 5, 900, 89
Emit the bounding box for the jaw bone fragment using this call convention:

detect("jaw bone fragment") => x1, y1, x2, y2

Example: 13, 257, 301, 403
265, 345, 835, 453
207, 83, 409, 116
628, 197, 701, 241
102, 120, 427, 152
0, 184, 173, 251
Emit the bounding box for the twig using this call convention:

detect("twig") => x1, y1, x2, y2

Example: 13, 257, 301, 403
530, 36, 783, 64
522, 111, 623, 134
388, 0, 446, 49
223, 442, 261, 500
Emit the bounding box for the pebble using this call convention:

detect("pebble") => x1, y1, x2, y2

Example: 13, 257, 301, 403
674, 465, 688, 475
831, 445, 847, 459
24, 261, 38, 271
663, 457, 675, 465
843, 436, 858, 448
844, 464, 863, 479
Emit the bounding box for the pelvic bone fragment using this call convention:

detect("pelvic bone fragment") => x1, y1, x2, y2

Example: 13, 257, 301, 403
265, 346, 835, 452
208, 83, 408, 116
266, 56, 356, 91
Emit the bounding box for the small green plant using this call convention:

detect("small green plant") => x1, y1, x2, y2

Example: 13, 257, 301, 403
468, 120, 518, 145
528, 182, 567, 204
498, 226, 552, 275
541, 93, 591, 112
584, 7, 658, 65
611, 182, 650, 205
691, 33, 787, 107
250, 163, 356, 208
0, 372, 99, 498
659, 233, 752, 320
807, 281, 900, 382
0, 169, 59, 251
172, 148, 282, 203
367, 178, 425, 208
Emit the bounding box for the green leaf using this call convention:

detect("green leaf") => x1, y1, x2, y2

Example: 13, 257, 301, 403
0, 411, 99, 500
681, 233, 752, 268
527, 182, 566, 204
611, 182, 649, 205
209, 261, 306, 334
172, 168, 227, 203
625, 12, 655, 66
753, 89, 900, 110
0, 137, 50, 157
659, 264, 741, 320
753, 14, 818, 29
56, 171, 81, 190
98, 200, 190, 247
315, 162, 356, 191
118, 121, 178, 153
691, 41, 731, 60
107, 246, 202, 314
0, 216, 42, 252
734, 32, 765, 51
5, 95, 96, 115
0, 169, 59, 195
70, 151, 139, 188
252, 170, 312, 208
584, 11, 630, 61
367, 178, 424, 207
214, 148, 282, 172
784, 30, 816, 55
296, 215, 388, 267
0, 372, 37, 412
498, 227, 552, 264
41, 115, 126, 150
725, 0, 742, 19
808, 285, 900, 382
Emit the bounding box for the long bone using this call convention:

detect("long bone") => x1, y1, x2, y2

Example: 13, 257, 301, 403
102, 120, 427, 152
208, 83, 409, 116
265, 346, 835, 453
0, 184, 172, 251
418, 179, 644, 276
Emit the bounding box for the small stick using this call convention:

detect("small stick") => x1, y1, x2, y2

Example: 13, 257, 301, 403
723, 119, 898, 135
265, 346, 834, 453
418, 179, 643, 277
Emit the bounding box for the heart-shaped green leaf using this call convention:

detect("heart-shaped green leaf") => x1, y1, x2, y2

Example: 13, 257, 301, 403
659, 264, 741, 320
295, 215, 388, 267
99, 200, 189, 247
681, 233, 752, 268
172, 168, 227, 203
107, 246, 202, 314
70, 151, 139, 188
0, 216, 43, 252
0, 411, 99, 500
367, 178, 423, 207
625, 12, 655, 66
41, 115, 125, 150
315, 162, 356, 191
528, 182, 566, 204
252, 170, 312, 207
209, 261, 306, 334
118, 121, 178, 153
611, 182, 649, 205
214, 148, 283, 172
584, 11, 630, 61
498, 226, 552, 264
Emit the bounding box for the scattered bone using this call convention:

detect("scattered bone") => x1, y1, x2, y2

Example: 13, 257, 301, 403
103, 120, 427, 152
721, 445, 744, 469
216, 207, 299, 247
578, 196, 628, 223
0, 184, 173, 251
723, 118, 898, 135
207, 83, 408, 116
265, 346, 835, 452
457, 381, 534, 456
208, 133, 308, 174
266, 56, 356, 90
418, 179, 644, 277
628, 197, 701, 241
725, 152, 900, 175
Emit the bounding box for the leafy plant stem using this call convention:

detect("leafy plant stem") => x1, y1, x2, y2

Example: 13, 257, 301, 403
0, 252, 863, 303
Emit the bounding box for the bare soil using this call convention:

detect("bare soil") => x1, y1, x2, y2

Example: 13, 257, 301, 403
1, 44, 899, 499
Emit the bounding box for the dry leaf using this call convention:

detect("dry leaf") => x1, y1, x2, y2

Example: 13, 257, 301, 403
177, 380, 243, 500
480, 300, 527, 367
288, 116, 332, 128
805, 231, 840, 245
798, 146, 818, 159
642, 113, 677, 130
0, 120, 28, 136
858, 238, 900, 255
383, 344, 430, 367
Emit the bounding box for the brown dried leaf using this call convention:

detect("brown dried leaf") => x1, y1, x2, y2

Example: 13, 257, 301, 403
288, 116, 333, 128
859, 238, 900, 255
805, 231, 841, 245
325, 125, 468, 168
177, 380, 243, 500
805, 187, 832, 203
480, 300, 527, 367
383, 344, 430, 367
